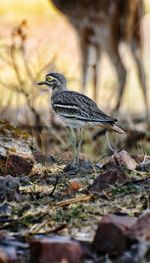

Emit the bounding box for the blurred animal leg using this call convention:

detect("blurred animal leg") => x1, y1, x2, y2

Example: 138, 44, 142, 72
80, 38, 90, 95
130, 39, 149, 122
108, 47, 127, 111
93, 45, 101, 102
80, 37, 101, 102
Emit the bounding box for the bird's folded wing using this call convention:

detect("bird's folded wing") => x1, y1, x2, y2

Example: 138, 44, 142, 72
52, 91, 116, 124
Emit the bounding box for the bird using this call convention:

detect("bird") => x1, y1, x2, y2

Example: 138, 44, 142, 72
37, 72, 123, 168
50, 0, 149, 121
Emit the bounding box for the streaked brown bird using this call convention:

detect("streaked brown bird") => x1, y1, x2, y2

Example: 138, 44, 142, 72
37, 72, 123, 167
50, 0, 149, 120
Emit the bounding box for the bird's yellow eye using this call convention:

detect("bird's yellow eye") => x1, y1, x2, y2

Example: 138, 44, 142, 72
46, 76, 53, 82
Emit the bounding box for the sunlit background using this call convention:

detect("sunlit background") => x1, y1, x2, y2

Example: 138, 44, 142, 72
0, 0, 150, 124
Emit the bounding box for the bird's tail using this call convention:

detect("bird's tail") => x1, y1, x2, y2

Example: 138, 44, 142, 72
100, 123, 124, 134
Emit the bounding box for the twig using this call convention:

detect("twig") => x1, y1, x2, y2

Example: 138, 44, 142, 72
49, 175, 59, 197
55, 195, 92, 207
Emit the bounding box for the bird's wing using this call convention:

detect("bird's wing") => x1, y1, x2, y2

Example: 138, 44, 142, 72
51, 91, 116, 124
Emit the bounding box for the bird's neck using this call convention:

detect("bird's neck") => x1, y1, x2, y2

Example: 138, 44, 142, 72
51, 85, 68, 96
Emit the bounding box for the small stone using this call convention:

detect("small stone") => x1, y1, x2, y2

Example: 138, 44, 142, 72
64, 160, 93, 172
69, 179, 83, 192
0, 175, 20, 202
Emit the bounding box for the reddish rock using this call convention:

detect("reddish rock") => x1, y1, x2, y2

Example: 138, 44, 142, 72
93, 222, 127, 256
93, 214, 137, 256
90, 167, 129, 192
5, 151, 34, 176
30, 236, 85, 263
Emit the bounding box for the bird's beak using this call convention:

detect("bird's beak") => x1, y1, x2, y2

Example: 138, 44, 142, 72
36, 81, 46, 86
35, 81, 52, 92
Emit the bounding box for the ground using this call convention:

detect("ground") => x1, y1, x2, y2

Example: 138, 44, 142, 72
0, 121, 149, 262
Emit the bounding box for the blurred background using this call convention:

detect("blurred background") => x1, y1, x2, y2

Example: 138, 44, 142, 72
0, 0, 150, 159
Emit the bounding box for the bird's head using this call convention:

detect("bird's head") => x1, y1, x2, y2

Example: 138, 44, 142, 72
36, 72, 67, 92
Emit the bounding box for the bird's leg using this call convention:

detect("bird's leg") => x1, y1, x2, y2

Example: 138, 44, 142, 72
105, 131, 116, 154
69, 127, 77, 166
76, 128, 83, 164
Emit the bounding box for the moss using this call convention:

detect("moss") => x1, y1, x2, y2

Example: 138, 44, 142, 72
0, 120, 31, 140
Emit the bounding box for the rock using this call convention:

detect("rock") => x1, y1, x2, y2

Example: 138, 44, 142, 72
0, 121, 34, 176
5, 151, 34, 176
0, 203, 12, 217
93, 213, 150, 259
127, 211, 150, 242
64, 160, 93, 172
0, 175, 20, 201
0, 120, 33, 154
90, 167, 130, 192
104, 150, 137, 170
93, 222, 127, 256
30, 236, 85, 263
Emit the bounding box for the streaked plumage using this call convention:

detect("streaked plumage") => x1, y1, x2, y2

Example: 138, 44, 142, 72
37, 72, 123, 167
51, 90, 122, 132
